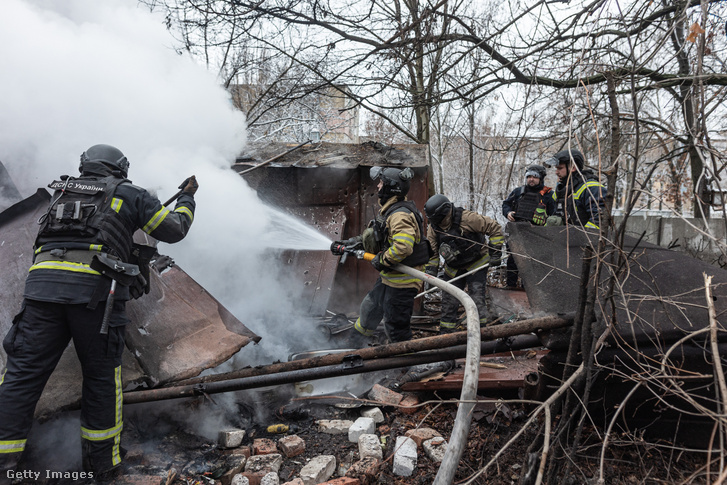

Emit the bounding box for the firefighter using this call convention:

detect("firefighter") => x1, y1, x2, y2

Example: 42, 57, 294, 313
0, 144, 198, 481
330, 167, 430, 346
501, 164, 555, 289
543, 148, 607, 229
424, 195, 504, 333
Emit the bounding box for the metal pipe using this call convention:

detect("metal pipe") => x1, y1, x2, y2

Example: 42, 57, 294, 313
389, 263, 480, 485
169, 315, 570, 388
122, 333, 549, 405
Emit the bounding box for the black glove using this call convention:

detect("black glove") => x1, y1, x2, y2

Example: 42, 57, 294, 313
129, 273, 149, 300
180, 175, 198, 196
371, 252, 387, 272
489, 248, 503, 267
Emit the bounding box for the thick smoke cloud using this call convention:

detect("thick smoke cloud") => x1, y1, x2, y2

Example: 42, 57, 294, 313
0, 0, 331, 364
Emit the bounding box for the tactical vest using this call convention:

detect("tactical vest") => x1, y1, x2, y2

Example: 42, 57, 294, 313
374, 200, 431, 267
433, 207, 485, 268
514, 187, 550, 222
36, 175, 136, 261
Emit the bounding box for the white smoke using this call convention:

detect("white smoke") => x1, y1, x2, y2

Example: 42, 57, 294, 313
0, 0, 332, 362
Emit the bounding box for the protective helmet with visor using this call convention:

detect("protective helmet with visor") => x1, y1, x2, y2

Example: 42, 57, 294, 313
370, 166, 414, 203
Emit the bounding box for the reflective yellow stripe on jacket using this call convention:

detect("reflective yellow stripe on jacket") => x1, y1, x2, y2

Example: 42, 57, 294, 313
28, 261, 100, 275
174, 206, 193, 222
386, 232, 415, 263
142, 207, 171, 234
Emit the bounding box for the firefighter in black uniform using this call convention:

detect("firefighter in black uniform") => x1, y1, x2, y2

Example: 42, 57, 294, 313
543, 148, 607, 229
424, 195, 504, 332
331, 167, 430, 345
0, 145, 197, 480
501, 164, 554, 288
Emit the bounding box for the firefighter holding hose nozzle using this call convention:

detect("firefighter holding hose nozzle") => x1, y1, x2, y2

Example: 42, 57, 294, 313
330, 167, 431, 347
0, 145, 198, 482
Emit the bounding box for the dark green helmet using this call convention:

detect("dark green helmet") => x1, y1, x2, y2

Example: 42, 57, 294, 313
79, 144, 130, 177
544, 149, 584, 171
424, 194, 452, 227
370, 166, 413, 202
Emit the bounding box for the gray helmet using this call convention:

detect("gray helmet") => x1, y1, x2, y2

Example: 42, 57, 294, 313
525, 164, 546, 181
424, 194, 452, 227
79, 144, 130, 177
544, 149, 584, 171
370, 166, 413, 201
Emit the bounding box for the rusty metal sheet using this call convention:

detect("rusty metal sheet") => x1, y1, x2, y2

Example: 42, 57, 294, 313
401, 350, 547, 392
0, 190, 260, 416
234, 144, 430, 315
125, 264, 260, 385
507, 223, 727, 348
488, 287, 534, 321
279, 205, 346, 316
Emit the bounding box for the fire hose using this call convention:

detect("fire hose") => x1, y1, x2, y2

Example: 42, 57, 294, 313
328, 245, 482, 485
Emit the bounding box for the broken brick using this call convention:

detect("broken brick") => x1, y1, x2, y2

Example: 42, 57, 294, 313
345, 457, 381, 485
223, 446, 252, 458
278, 434, 305, 458
404, 427, 441, 448
367, 384, 403, 406
253, 438, 278, 455
320, 478, 360, 485
399, 394, 419, 415
238, 471, 265, 485
317, 419, 353, 435
220, 429, 247, 448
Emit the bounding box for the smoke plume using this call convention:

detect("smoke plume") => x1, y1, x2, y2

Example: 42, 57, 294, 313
0, 0, 331, 365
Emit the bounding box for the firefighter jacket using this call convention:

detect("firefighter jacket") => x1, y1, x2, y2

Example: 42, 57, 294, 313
552, 169, 607, 230
426, 208, 505, 278
502, 183, 555, 225
375, 196, 428, 290
25, 168, 195, 304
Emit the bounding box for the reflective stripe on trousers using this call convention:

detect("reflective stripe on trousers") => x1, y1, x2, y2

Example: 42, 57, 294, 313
80, 366, 123, 467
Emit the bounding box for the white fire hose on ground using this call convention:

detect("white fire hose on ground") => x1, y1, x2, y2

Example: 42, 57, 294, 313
391, 262, 480, 485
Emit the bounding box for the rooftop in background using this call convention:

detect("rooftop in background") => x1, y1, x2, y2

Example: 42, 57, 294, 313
234, 140, 429, 170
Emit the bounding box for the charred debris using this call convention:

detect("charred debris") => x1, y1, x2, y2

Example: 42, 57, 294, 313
2, 142, 727, 483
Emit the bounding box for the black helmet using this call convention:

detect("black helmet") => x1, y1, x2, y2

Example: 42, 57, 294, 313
370, 166, 413, 202
79, 144, 130, 177
525, 164, 546, 181
424, 194, 452, 227
544, 148, 584, 171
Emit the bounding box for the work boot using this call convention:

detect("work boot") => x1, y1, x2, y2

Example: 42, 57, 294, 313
439, 323, 457, 335
345, 329, 371, 349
